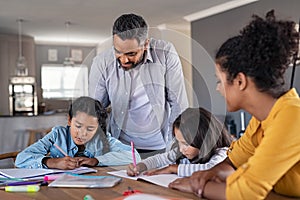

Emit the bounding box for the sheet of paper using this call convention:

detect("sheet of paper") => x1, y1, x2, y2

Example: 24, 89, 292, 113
107, 170, 181, 188
0, 167, 97, 179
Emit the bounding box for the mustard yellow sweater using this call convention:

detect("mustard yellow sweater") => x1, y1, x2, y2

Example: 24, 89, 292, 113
227, 88, 300, 199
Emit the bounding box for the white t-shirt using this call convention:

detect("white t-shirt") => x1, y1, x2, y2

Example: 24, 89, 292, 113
120, 66, 166, 150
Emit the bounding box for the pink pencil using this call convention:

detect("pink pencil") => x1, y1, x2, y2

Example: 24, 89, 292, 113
131, 141, 137, 167
49, 139, 68, 157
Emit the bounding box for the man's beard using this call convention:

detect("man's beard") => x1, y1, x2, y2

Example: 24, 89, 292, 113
120, 61, 138, 71
119, 51, 145, 71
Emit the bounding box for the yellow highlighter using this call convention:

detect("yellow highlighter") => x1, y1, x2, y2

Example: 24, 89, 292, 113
5, 185, 40, 192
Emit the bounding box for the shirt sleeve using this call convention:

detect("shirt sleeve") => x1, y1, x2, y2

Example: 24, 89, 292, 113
226, 105, 300, 199
95, 134, 141, 166
15, 130, 57, 168
177, 147, 228, 177
88, 53, 111, 108
164, 43, 189, 140
227, 117, 258, 168
141, 149, 177, 170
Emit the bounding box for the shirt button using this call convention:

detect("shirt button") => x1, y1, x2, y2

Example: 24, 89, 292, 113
121, 112, 124, 114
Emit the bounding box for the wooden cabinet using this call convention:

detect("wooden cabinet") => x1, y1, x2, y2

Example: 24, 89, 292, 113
0, 34, 35, 115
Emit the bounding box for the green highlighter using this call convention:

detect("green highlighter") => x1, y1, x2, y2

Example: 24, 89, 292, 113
4, 185, 40, 192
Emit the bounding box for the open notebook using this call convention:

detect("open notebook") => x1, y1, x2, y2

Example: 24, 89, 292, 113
0, 167, 97, 180
107, 170, 181, 188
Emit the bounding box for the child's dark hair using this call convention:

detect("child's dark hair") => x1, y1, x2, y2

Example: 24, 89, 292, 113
171, 107, 232, 164
68, 96, 109, 153
216, 10, 299, 98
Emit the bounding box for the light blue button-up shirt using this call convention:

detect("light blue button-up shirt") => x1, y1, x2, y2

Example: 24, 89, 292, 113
89, 38, 189, 147
15, 126, 141, 168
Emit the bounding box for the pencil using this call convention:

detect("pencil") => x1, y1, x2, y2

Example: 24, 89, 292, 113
49, 139, 68, 157
130, 141, 136, 167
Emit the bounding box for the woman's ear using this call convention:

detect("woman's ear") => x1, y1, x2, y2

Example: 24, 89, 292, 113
67, 115, 72, 126
235, 72, 247, 90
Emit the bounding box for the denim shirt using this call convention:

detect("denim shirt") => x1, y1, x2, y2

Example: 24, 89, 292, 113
15, 126, 141, 168
89, 38, 189, 144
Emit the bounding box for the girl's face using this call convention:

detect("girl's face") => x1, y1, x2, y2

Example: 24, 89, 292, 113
215, 64, 241, 112
174, 127, 199, 160
68, 111, 99, 146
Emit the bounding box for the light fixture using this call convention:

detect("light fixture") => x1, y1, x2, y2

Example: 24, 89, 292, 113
16, 18, 28, 76
63, 21, 75, 66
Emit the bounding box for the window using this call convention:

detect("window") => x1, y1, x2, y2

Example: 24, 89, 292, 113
41, 64, 88, 99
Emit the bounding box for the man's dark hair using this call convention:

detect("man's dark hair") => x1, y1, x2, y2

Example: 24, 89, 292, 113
112, 13, 148, 45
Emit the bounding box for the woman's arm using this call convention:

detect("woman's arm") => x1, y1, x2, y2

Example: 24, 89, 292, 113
169, 157, 234, 198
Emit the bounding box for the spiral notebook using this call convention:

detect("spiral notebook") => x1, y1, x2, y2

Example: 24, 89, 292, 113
48, 173, 122, 188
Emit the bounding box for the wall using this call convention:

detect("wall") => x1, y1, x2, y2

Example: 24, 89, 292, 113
191, 0, 300, 132
0, 34, 35, 115
35, 44, 96, 111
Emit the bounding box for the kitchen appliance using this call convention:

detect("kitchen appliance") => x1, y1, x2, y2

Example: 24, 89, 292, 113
9, 76, 38, 116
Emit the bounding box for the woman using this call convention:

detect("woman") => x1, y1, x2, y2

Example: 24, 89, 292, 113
169, 10, 300, 199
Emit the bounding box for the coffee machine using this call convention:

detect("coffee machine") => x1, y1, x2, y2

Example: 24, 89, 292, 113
9, 76, 38, 116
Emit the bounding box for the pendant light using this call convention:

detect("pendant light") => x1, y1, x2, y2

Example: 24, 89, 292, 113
16, 19, 28, 76
63, 21, 74, 66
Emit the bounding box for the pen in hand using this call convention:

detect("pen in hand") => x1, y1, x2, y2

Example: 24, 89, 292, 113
131, 141, 137, 169
49, 139, 68, 157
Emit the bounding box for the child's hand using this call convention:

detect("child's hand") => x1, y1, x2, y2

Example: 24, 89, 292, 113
144, 164, 178, 176
77, 157, 99, 167
127, 163, 147, 176
44, 156, 79, 170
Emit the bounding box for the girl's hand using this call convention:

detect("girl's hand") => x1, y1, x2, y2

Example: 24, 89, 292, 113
127, 163, 147, 176
44, 156, 79, 170
77, 157, 99, 167
144, 164, 178, 176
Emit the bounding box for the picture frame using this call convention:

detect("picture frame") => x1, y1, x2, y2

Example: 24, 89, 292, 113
71, 49, 83, 62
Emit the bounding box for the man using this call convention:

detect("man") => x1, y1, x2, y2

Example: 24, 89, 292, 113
89, 13, 188, 158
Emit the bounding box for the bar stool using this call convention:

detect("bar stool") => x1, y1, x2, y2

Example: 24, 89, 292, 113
25, 127, 52, 146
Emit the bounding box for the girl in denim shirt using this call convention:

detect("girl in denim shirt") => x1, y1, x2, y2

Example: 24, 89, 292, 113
15, 96, 141, 169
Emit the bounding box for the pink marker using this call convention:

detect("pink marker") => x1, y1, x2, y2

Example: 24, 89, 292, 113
131, 141, 136, 167
43, 174, 63, 181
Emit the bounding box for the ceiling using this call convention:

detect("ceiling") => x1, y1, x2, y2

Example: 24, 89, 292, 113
0, 0, 257, 46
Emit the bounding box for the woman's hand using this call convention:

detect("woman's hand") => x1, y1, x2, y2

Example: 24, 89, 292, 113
43, 156, 79, 169
169, 177, 194, 193
127, 163, 147, 176
144, 164, 178, 175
